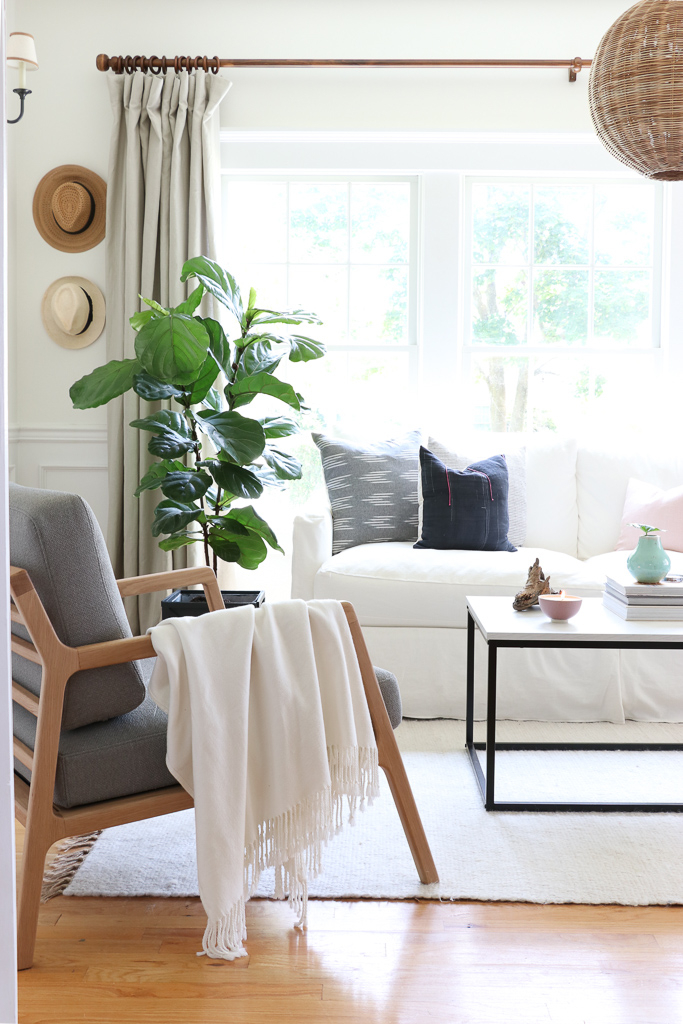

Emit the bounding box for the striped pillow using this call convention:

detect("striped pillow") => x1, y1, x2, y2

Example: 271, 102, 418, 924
312, 432, 421, 554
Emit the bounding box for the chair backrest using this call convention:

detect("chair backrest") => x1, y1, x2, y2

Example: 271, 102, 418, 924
9, 483, 147, 730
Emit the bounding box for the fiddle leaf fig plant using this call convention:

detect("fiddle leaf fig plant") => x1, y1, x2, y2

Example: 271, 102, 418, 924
69, 255, 325, 572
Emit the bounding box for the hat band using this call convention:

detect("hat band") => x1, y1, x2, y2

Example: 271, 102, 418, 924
53, 184, 96, 235
75, 289, 94, 335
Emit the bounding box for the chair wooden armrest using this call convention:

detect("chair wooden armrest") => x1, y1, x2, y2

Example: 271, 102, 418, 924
76, 633, 156, 670
117, 566, 224, 610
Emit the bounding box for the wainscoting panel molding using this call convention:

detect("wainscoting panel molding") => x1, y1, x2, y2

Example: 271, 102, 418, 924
10, 426, 109, 533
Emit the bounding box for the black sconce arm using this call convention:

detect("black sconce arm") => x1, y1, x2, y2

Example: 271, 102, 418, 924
7, 88, 31, 124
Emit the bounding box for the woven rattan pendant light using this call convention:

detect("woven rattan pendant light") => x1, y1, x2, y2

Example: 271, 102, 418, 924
590, 0, 683, 180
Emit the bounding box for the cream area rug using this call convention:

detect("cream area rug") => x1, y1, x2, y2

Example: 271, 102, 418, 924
51, 721, 683, 906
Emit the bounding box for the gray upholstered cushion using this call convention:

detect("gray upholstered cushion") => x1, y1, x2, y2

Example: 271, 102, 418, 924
13, 693, 176, 809
312, 432, 421, 554
13, 664, 401, 808
9, 483, 147, 730
374, 666, 402, 729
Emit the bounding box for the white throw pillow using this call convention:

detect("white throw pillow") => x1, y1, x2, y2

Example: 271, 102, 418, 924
418, 438, 527, 548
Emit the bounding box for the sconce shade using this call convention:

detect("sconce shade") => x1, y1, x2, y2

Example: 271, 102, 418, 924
589, 0, 683, 180
6, 32, 38, 71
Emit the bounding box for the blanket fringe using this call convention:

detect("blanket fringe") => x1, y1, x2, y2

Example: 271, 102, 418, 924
205, 743, 380, 959
41, 832, 102, 902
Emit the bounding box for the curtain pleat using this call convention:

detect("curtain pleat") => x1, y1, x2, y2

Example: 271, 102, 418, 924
105, 70, 231, 632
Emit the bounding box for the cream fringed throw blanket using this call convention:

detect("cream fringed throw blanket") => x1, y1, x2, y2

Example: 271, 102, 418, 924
148, 598, 379, 960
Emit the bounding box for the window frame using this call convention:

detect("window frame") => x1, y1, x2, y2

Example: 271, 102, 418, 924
220, 173, 420, 382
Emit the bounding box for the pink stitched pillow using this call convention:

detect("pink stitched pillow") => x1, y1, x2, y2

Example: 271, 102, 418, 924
616, 477, 683, 551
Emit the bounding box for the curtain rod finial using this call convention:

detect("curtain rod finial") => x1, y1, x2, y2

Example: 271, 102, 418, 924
96, 54, 110, 72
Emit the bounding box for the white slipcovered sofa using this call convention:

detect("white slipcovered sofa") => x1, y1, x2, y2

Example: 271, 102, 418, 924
292, 436, 683, 723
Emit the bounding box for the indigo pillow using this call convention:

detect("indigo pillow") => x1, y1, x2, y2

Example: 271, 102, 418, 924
415, 447, 517, 552
312, 431, 420, 554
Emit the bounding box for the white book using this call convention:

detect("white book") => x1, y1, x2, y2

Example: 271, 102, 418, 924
604, 572, 683, 599
603, 592, 683, 621
604, 583, 683, 607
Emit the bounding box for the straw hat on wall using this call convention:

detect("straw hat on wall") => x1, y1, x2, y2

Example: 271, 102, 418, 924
41, 277, 105, 348
33, 165, 106, 252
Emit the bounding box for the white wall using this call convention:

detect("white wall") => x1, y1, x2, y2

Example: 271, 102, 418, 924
2, 0, 19, 1012
5, 0, 636, 523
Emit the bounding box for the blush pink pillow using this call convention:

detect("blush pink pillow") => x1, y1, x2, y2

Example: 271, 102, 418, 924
616, 477, 683, 552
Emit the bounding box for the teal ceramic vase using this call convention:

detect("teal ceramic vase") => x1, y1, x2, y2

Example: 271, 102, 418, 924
626, 534, 671, 584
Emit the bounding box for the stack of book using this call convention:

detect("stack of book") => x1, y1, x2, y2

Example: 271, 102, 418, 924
603, 573, 683, 620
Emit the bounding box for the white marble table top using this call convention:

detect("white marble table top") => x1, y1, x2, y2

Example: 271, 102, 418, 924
466, 596, 683, 644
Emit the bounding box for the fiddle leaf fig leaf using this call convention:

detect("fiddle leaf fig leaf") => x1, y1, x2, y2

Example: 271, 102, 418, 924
151, 499, 202, 537
262, 445, 302, 480
130, 410, 195, 459
227, 505, 284, 553
159, 533, 196, 551
134, 312, 209, 385
70, 358, 141, 409
161, 470, 212, 503
134, 459, 186, 497
173, 284, 204, 316
228, 372, 301, 410
141, 296, 169, 315
238, 338, 288, 379
287, 335, 326, 362
249, 308, 322, 327
130, 309, 155, 331
198, 316, 232, 375
206, 529, 242, 563
205, 461, 264, 499
196, 410, 265, 465
181, 256, 243, 321
258, 415, 299, 439
188, 352, 221, 405
132, 372, 184, 402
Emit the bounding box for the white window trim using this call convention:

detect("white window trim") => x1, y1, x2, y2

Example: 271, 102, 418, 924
220, 131, 676, 438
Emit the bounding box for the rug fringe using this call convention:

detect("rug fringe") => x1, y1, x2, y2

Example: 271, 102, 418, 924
41, 832, 102, 902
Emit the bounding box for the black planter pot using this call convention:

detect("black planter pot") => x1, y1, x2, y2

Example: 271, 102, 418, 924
161, 588, 265, 619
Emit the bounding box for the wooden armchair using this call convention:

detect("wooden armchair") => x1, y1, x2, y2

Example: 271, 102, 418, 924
10, 484, 437, 971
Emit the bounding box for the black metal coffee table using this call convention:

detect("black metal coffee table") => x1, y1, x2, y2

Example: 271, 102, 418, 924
466, 596, 683, 812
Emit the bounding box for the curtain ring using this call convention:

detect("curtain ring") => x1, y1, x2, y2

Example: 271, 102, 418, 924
148, 55, 161, 75
124, 55, 135, 74
133, 55, 142, 74
202, 55, 209, 73
211, 55, 220, 74
161, 56, 168, 74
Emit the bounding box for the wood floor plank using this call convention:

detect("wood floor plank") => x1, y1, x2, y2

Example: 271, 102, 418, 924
16, 821, 683, 1024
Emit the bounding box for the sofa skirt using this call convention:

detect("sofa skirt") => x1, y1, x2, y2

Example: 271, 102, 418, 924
361, 626, 683, 723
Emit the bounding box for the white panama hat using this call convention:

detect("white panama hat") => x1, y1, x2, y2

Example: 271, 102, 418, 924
41, 277, 105, 349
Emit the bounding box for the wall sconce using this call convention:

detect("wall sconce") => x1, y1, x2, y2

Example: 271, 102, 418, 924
6, 32, 38, 124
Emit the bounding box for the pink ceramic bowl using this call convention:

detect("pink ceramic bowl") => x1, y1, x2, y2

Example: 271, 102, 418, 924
538, 594, 582, 621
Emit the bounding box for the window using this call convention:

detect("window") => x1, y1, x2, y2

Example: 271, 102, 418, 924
463, 178, 661, 433
222, 177, 418, 439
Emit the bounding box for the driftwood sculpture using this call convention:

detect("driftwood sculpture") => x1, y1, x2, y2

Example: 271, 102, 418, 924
512, 558, 558, 611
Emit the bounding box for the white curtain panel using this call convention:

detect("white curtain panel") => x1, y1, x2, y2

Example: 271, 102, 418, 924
105, 70, 231, 631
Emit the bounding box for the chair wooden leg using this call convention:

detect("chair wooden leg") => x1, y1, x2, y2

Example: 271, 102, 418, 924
16, 819, 52, 970
342, 603, 439, 885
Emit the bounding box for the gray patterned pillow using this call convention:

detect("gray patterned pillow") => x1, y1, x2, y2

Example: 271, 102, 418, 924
312, 432, 421, 554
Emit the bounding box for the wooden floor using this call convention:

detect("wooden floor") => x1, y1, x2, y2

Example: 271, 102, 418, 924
15, 822, 683, 1024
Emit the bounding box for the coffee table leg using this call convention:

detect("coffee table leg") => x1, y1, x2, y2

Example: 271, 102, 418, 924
486, 642, 498, 810
466, 610, 475, 748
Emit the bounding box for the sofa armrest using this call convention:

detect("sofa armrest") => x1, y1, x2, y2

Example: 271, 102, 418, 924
291, 507, 333, 600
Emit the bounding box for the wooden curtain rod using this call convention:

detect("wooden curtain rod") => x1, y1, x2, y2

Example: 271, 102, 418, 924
96, 54, 591, 83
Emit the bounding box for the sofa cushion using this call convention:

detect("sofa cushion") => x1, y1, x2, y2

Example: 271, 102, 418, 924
312, 431, 420, 554
9, 483, 147, 730
313, 543, 605, 629
429, 433, 578, 556
577, 445, 683, 558
415, 449, 516, 553
13, 692, 176, 809
615, 478, 683, 552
